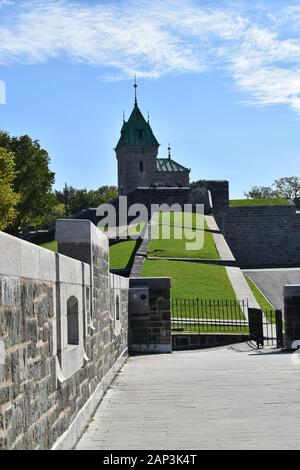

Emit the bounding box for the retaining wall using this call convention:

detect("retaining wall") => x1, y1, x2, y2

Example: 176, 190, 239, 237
223, 205, 300, 267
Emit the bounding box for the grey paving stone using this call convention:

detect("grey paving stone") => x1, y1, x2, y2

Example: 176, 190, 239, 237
76, 346, 300, 450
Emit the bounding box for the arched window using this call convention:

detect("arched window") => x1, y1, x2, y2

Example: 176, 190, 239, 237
116, 295, 120, 321
67, 296, 79, 345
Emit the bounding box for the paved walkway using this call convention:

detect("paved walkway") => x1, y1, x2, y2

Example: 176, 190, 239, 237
205, 215, 236, 262
76, 345, 300, 450
226, 267, 260, 313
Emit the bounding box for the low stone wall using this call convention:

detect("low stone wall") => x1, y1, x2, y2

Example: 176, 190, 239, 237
0, 220, 129, 450
129, 277, 172, 354
97, 183, 228, 226
172, 334, 251, 351
223, 205, 300, 267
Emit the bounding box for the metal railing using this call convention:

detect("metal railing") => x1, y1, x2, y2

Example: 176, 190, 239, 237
171, 298, 249, 334
249, 308, 283, 348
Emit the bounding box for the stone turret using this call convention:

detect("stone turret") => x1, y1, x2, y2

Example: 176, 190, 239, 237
115, 80, 159, 195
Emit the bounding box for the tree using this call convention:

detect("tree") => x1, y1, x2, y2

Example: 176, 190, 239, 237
0, 148, 20, 231
190, 180, 207, 189
0, 132, 55, 234
273, 177, 300, 200
55, 185, 118, 216
244, 185, 277, 199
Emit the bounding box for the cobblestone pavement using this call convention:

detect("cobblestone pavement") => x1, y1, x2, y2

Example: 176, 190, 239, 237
76, 344, 300, 450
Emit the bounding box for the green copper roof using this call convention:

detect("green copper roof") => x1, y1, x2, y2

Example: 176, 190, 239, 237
157, 158, 190, 172
116, 104, 159, 150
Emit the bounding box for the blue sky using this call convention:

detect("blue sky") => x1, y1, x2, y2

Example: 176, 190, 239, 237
0, 0, 300, 198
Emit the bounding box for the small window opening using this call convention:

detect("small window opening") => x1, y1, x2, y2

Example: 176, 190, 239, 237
138, 129, 144, 138
139, 161, 144, 172
67, 296, 79, 345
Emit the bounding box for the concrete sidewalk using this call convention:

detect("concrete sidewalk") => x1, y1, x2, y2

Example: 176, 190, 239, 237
226, 266, 260, 313
205, 215, 236, 262
76, 346, 300, 450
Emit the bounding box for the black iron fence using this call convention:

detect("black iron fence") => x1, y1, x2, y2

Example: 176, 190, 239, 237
171, 298, 284, 349
171, 298, 249, 334
248, 308, 283, 348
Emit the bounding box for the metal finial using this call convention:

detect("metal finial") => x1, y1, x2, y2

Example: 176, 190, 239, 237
134, 75, 138, 106
168, 143, 171, 159
147, 111, 150, 124
123, 110, 125, 123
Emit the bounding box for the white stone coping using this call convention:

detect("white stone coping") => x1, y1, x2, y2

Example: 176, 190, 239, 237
57, 252, 90, 286
0, 231, 56, 281
283, 284, 300, 297
110, 272, 129, 290
0, 230, 90, 284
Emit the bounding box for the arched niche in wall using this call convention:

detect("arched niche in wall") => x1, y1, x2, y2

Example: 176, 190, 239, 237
67, 295, 79, 345
115, 294, 120, 321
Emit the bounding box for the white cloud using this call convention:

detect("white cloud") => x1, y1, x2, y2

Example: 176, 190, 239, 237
1, 0, 300, 113
0, 0, 14, 6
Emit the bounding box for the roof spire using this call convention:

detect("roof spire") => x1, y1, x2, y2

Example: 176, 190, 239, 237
134, 75, 138, 106
168, 143, 171, 159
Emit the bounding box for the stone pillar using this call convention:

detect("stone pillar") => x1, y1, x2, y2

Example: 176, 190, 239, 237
55, 219, 110, 359
284, 285, 300, 349
129, 277, 172, 354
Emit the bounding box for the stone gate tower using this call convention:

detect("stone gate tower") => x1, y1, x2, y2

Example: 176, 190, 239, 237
115, 80, 190, 195
115, 80, 159, 195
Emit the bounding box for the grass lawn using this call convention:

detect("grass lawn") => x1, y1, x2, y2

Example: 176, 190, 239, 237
159, 211, 204, 228
230, 198, 290, 207
40, 240, 58, 252
109, 240, 137, 269
142, 259, 236, 300
120, 222, 146, 237
148, 212, 219, 259
244, 274, 274, 311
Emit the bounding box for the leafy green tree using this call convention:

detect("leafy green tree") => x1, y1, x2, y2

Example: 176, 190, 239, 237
273, 177, 300, 200
0, 148, 20, 231
55, 185, 118, 216
0, 132, 55, 234
244, 177, 300, 200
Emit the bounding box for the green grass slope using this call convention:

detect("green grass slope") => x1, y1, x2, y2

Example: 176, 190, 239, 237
230, 198, 290, 207
148, 212, 219, 259
142, 260, 236, 300
109, 240, 137, 269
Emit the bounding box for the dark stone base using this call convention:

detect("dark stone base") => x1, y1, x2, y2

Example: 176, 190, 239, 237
172, 333, 251, 351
